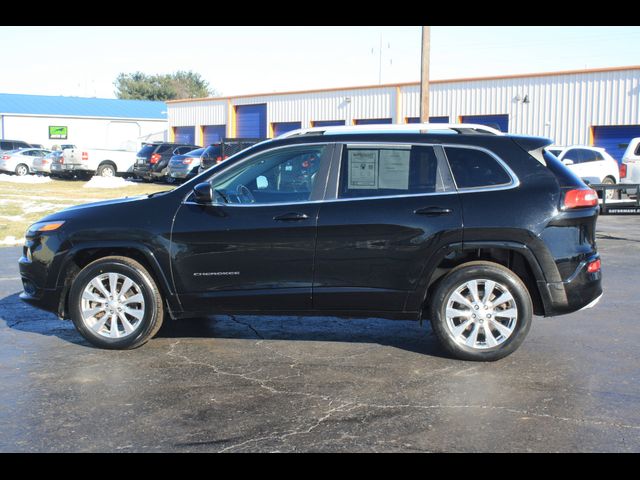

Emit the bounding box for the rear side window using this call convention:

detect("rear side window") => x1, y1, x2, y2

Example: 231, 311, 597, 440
339, 145, 455, 199
1, 141, 13, 150
156, 144, 174, 154
445, 147, 512, 189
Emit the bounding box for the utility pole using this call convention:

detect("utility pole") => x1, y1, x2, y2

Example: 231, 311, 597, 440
420, 26, 430, 122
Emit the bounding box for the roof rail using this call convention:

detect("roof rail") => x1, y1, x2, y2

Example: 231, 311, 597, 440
277, 123, 504, 139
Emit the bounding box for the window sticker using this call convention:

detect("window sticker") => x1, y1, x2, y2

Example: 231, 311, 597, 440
378, 149, 410, 190
348, 150, 378, 189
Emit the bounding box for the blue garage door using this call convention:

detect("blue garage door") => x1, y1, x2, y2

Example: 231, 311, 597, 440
313, 120, 346, 127
203, 125, 226, 145
406, 116, 449, 124
354, 118, 393, 125
593, 125, 640, 163
461, 114, 509, 132
272, 121, 302, 137
236, 104, 267, 138
174, 126, 195, 144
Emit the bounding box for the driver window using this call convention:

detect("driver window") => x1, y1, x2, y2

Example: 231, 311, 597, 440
210, 145, 326, 205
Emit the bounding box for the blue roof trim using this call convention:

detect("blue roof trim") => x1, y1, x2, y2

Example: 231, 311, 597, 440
0, 93, 167, 119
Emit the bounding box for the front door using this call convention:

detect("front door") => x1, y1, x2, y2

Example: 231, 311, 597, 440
171, 143, 332, 313
313, 143, 463, 312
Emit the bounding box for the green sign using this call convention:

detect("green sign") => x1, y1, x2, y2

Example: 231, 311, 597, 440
49, 126, 68, 139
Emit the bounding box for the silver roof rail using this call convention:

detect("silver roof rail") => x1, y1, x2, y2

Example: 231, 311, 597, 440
277, 122, 504, 139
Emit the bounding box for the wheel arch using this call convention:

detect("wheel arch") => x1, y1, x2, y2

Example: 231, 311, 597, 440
55, 242, 180, 319
410, 241, 553, 317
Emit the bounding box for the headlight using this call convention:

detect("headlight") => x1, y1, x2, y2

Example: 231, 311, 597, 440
27, 221, 65, 235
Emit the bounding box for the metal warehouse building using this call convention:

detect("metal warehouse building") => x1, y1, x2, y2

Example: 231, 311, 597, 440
167, 65, 640, 161
0, 93, 168, 151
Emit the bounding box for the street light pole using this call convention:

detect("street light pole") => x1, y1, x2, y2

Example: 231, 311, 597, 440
420, 26, 430, 122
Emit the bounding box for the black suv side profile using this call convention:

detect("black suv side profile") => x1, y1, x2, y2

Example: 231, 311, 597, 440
18, 125, 602, 361
133, 142, 199, 182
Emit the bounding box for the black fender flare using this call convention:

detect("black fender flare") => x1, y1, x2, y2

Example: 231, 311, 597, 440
405, 240, 558, 316
55, 240, 182, 316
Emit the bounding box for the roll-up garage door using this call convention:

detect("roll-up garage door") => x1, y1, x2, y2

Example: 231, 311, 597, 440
593, 125, 640, 163
354, 118, 393, 125
460, 114, 509, 132
312, 120, 346, 127
272, 121, 302, 137
203, 125, 227, 145
174, 126, 195, 144
406, 116, 449, 124
236, 104, 267, 138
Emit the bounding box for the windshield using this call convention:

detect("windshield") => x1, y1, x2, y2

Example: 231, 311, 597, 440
184, 147, 206, 157
137, 145, 156, 156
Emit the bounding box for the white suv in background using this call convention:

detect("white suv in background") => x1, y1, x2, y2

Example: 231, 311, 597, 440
548, 146, 620, 187
620, 138, 640, 188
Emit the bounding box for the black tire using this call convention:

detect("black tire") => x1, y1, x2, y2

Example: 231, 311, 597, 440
15, 164, 29, 176
97, 163, 116, 177
68, 256, 164, 349
428, 261, 533, 362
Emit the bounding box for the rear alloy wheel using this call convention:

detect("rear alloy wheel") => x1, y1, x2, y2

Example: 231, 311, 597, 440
97, 164, 116, 177
69, 256, 164, 349
429, 261, 533, 361
15, 164, 29, 176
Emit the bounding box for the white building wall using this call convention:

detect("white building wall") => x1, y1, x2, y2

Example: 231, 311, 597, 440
2, 115, 167, 151
167, 67, 640, 145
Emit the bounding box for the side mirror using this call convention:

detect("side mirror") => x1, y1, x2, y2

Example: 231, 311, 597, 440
193, 182, 213, 204
562, 159, 574, 166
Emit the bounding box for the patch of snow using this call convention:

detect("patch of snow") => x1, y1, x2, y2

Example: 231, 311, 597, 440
0, 236, 24, 246
0, 174, 51, 184
83, 176, 139, 189
0, 215, 25, 222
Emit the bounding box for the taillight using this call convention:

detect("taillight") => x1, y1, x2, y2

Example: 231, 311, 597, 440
183, 158, 193, 164
587, 258, 601, 273
216, 156, 222, 163
620, 163, 627, 179
2, 155, 10, 160
563, 189, 599, 209
150, 153, 161, 164
81, 151, 89, 161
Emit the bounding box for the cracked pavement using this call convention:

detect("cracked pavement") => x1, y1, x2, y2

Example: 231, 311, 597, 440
0, 215, 639, 452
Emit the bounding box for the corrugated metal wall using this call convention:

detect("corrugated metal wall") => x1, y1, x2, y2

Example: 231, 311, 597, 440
167, 67, 640, 146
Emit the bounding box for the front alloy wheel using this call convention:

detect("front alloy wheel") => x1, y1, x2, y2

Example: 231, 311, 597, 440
69, 256, 164, 349
80, 272, 146, 339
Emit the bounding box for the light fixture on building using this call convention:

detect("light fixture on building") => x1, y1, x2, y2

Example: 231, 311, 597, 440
345, 97, 352, 103
522, 95, 530, 104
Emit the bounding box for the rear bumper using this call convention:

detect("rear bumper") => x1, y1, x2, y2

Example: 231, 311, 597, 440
541, 254, 603, 316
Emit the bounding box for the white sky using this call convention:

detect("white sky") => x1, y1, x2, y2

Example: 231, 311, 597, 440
1, 26, 639, 99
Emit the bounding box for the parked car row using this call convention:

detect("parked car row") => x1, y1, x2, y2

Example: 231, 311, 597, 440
133, 138, 263, 184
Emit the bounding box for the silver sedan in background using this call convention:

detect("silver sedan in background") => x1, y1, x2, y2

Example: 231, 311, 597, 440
32, 151, 62, 175
0, 148, 51, 176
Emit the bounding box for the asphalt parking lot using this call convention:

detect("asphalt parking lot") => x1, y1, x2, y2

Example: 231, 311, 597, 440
0, 215, 638, 452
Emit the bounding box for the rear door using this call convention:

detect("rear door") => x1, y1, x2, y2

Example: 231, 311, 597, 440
313, 143, 462, 312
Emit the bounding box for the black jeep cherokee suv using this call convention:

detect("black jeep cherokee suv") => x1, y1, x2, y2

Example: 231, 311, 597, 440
18, 125, 602, 361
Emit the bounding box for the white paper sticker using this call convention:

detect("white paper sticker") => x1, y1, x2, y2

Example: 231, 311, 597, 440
378, 149, 410, 190
348, 150, 378, 189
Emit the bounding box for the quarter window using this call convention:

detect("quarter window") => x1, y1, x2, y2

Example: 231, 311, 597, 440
338, 145, 455, 199
445, 147, 512, 189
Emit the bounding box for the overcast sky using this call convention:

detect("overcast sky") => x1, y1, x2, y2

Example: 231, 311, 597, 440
1, 26, 639, 99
